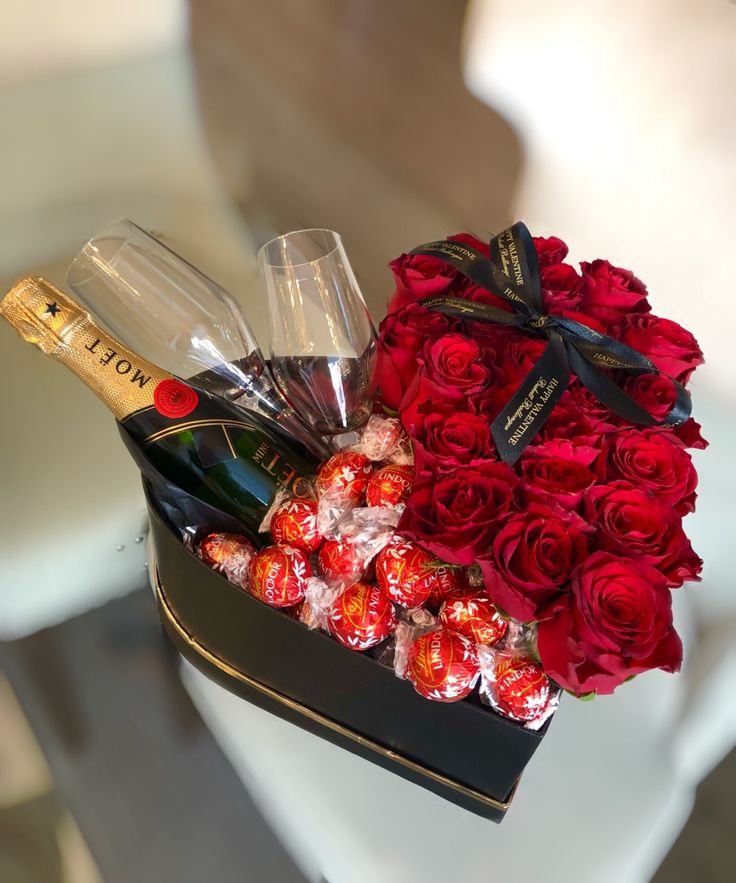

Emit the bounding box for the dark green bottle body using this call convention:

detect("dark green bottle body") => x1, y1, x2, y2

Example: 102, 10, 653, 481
121, 387, 317, 536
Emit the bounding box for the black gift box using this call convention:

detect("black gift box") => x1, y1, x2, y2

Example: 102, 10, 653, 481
146, 487, 553, 822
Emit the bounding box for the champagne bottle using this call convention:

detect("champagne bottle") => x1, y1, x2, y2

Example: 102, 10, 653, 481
1, 277, 318, 535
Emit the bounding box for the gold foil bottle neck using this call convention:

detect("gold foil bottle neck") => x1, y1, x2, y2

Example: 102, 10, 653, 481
0, 276, 169, 420
0, 277, 89, 355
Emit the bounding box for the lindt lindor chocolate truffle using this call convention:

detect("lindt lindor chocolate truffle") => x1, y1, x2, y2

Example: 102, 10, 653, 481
425, 564, 469, 609
365, 464, 414, 508
495, 654, 551, 722
315, 452, 373, 505
197, 532, 257, 589
327, 581, 396, 651
375, 538, 436, 607
270, 498, 323, 553
354, 414, 404, 461
438, 590, 508, 647
406, 628, 479, 702
317, 537, 364, 583
248, 545, 311, 608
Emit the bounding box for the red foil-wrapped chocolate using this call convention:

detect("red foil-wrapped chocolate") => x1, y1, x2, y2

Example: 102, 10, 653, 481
495, 654, 551, 723
375, 538, 437, 607
248, 545, 311, 608
406, 628, 479, 702
197, 532, 257, 590
315, 452, 373, 505
365, 464, 414, 508
317, 538, 364, 583
270, 498, 322, 553
425, 565, 469, 609
438, 590, 508, 647
327, 581, 396, 651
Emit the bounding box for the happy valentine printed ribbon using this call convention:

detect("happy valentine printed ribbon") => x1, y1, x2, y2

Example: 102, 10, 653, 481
414, 223, 691, 464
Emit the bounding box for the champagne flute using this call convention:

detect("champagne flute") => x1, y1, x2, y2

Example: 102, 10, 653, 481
258, 229, 377, 445
66, 219, 327, 457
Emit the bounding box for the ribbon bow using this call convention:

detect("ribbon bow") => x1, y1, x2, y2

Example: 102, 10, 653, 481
413, 222, 691, 465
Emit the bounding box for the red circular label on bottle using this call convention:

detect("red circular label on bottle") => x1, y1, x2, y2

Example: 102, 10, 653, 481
153, 379, 199, 418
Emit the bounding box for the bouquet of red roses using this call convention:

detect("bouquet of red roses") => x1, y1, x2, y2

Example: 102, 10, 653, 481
376, 222, 705, 697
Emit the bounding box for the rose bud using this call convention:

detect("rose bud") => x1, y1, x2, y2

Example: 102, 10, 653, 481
327, 582, 396, 651
438, 590, 507, 647
406, 628, 479, 702
579, 259, 650, 332
365, 464, 415, 508
270, 498, 323, 553
317, 537, 365, 583
316, 452, 373, 505
375, 538, 437, 607
248, 545, 311, 608
533, 235, 569, 268
622, 313, 703, 383
386, 252, 459, 314
198, 532, 257, 590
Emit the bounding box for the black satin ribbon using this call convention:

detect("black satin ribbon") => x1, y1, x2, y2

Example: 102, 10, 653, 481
412, 222, 691, 465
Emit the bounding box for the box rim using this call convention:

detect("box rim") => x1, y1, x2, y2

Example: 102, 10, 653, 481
154, 568, 517, 814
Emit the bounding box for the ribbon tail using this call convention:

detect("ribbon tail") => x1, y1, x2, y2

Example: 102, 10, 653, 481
420, 296, 522, 327
491, 332, 570, 465
566, 345, 691, 427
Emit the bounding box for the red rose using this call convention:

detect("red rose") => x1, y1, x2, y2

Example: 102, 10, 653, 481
533, 236, 569, 268
624, 373, 677, 420
604, 428, 698, 514
387, 252, 459, 314
472, 379, 519, 424
399, 376, 459, 440
537, 552, 682, 695
482, 327, 546, 384
558, 310, 608, 335
585, 483, 702, 586
541, 263, 583, 312
375, 303, 454, 410
481, 503, 590, 621
448, 232, 491, 256
519, 440, 597, 510
420, 333, 490, 396
399, 462, 518, 566
398, 333, 490, 436
458, 277, 515, 314
540, 391, 599, 447
622, 313, 703, 383
568, 383, 621, 435
413, 410, 496, 476
623, 374, 708, 449
672, 418, 708, 451
579, 259, 650, 332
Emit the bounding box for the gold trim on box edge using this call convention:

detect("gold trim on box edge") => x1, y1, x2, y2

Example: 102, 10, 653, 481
155, 572, 515, 813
